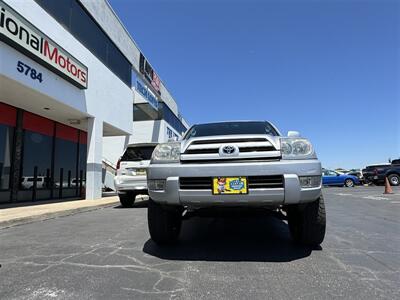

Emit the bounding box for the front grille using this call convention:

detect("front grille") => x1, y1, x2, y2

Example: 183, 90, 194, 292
179, 177, 212, 190
190, 138, 267, 145
185, 146, 276, 155
179, 175, 284, 190
182, 137, 280, 163
247, 175, 284, 188
239, 146, 275, 152
180, 158, 281, 164
185, 148, 219, 155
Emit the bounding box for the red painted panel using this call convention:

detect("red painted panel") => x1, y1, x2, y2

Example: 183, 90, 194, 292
0, 102, 17, 127
56, 123, 78, 143
79, 131, 87, 144
23, 112, 54, 136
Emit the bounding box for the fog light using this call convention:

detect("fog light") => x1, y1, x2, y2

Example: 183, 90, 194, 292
299, 176, 321, 188
148, 179, 166, 191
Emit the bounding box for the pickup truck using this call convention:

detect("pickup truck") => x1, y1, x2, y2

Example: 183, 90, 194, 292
362, 159, 400, 186
147, 121, 325, 246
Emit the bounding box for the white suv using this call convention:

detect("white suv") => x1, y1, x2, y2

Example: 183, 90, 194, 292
114, 143, 157, 207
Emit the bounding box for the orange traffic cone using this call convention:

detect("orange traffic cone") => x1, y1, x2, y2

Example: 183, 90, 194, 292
383, 177, 394, 194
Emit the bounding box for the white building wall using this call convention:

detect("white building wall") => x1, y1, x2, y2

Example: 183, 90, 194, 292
1, 0, 135, 200
1, 0, 188, 198
2, 0, 133, 135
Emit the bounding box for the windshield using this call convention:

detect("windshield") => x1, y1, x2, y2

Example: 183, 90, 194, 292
183, 121, 278, 139
121, 146, 156, 161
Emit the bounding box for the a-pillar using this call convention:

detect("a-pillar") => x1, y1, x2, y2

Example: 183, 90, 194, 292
86, 117, 103, 200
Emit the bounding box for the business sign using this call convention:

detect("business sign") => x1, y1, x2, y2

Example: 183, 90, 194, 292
133, 71, 159, 110
139, 53, 161, 95
0, 1, 88, 89
136, 79, 158, 110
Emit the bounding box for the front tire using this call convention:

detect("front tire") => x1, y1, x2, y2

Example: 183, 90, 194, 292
287, 196, 326, 246
148, 198, 182, 245
119, 192, 136, 208
388, 174, 400, 186
344, 178, 354, 187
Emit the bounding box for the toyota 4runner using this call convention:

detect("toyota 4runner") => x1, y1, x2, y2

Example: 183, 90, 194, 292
147, 121, 326, 246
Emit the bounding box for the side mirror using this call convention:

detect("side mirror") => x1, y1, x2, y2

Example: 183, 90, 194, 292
168, 136, 178, 142
287, 131, 300, 137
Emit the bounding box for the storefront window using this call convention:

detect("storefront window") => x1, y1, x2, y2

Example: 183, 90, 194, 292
0, 125, 13, 190
1, 107, 87, 201
53, 124, 78, 197
20, 113, 54, 190
78, 131, 87, 193
0, 103, 16, 203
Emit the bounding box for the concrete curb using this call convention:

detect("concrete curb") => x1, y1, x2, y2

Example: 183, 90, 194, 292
0, 199, 119, 230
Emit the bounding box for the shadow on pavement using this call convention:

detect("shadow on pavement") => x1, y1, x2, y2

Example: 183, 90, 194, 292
113, 199, 149, 209
0, 197, 83, 209
143, 215, 315, 262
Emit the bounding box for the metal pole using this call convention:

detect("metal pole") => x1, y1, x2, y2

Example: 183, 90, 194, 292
59, 168, 63, 199
79, 170, 83, 198
46, 169, 50, 189
32, 166, 38, 201
68, 170, 71, 188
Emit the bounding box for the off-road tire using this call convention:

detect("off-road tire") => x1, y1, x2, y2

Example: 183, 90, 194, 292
287, 196, 326, 246
119, 192, 136, 208
388, 174, 400, 186
148, 198, 182, 245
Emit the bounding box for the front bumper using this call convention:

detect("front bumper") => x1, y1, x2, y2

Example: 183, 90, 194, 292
114, 175, 147, 193
147, 160, 322, 207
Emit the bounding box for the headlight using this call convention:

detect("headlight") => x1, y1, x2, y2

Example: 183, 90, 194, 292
280, 138, 313, 158
151, 142, 181, 163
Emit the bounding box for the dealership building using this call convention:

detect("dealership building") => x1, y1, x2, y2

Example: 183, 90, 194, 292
0, 0, 188, 203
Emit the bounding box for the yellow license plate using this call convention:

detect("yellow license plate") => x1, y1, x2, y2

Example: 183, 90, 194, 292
212, 177, 248, 195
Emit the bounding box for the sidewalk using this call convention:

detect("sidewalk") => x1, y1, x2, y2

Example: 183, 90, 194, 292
0, 196, 120, 229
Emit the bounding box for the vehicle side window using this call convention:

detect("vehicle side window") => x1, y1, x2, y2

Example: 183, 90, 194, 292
326, 171, 337, 176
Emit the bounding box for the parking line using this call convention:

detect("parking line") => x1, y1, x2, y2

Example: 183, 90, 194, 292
362, 196, 389, 201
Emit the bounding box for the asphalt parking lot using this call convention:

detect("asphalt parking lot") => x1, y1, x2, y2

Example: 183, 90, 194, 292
0, 186, 399, 300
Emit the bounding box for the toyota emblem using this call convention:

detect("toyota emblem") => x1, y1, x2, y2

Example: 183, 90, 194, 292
219, 145, 239, 156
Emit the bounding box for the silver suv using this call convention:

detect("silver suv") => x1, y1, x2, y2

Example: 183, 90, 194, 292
147, 121, 325, 246
114, 143, 157, 207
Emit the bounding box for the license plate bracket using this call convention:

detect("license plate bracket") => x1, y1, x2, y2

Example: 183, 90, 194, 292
212, 177, 248, 195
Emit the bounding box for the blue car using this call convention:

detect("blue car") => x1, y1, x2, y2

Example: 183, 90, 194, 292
322, 170, 360, 187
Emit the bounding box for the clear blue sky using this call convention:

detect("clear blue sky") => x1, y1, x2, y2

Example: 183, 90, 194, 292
109, 0, 399, 169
